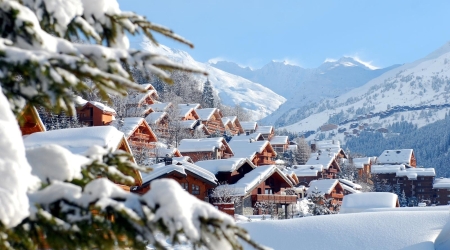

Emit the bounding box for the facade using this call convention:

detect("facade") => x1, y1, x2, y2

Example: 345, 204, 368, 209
270, 136, 289, 154
17, 105, 46, 135
307, 179, 345, 205
306, 152, 341, 179
178, 137, 234, 162
196, 108, 226, 135
433, 178, 450, 205
228, 139, 277, 166
255, 126, 275, 141
376, 149, 416, 167
112, 117, 158, 150
221, 116, 245, 136
76, 101, 116, 126
195, 158, 256, 185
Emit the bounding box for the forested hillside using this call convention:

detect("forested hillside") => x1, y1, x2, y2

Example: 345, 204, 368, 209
345, 115, 450, 177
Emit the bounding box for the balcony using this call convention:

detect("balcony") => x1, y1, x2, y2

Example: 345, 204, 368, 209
251, 194, 297, 204
133, 133, 150, 141
331, 193, 344, 199
328, 168, 338, 173
257, 158, 275, 165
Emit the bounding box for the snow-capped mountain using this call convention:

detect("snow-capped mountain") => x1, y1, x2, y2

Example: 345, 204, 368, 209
141, 41, 286, 120
280, 41, 450, 142
211, 57, 399, 126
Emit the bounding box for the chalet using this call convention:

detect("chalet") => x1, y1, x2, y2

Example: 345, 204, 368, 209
179, 120, 211, 136
312, 140, 347, 163
255, 126, 275, 141
240, 121, 258, 134
136, 160, 217, 202
178, 137, 234, 162
196, 108, 226, 135
270, 136, 289, 154
433, 178, 450, 205
112, 117, 157, 149
214, 165, 296, 217
149, 102, 172, 112
228, 139, 277, 166
17, 105, 46, 136
76, 101, 116, 126
340, 192, 400, 214
195, 158, 256, 184
145, 111, 169, 136
352, 157, 375, 180
221, 116, 245, 135
178, 103, 202, 110
232, 132, 264, 142
339, 179, 362, 195
127, 89, 158, 106
307, 179, 345, 206
22, 126, 141, 190
178, 106, 200, 121
306, 152, 341, 179
371, 164, 406, 185
291, 165, 324, 186
376, 149, 417, 167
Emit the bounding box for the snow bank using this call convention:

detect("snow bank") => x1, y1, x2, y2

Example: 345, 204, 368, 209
242, 210, 448, 250
340, 192, 398, 214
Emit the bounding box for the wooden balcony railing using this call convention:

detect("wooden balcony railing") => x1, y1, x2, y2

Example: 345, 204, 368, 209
133, 133, 150, 141
331, 193, 344, 199
328, 168, 338, 173
257, 158, 275, 165
251, 194, 297, 204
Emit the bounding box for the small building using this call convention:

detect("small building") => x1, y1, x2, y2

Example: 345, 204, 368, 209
240, 121, 258, 135
228, 139, 277, 166
137, 160, 217, 202
433, 178, 450, 205
320, 124, 338, 132
149, 102, 173, 112
195, 158, 256, 184
17, 105, 46, 136
352, 157, 374, 180
290, 165, 324, 186
178, 105, 200, 121
196, 108, 226, 135
270, 136, 289, 154
307, 179, 345, 205
145, 111, 169, 136
306, 152, 340, 179
23, 126, 141, 190
377, 149, 417, 167
255, 126, 275, 141
178, 137, 234, 162
396, 168, 435, 202
221, 116, 245, 136
339, 179, 362, 195
340, 192, 400, 214
76, 101, 116, 126
112, 117, 157, 149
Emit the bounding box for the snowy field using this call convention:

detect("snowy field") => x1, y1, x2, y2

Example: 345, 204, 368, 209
240, 209, 450, 250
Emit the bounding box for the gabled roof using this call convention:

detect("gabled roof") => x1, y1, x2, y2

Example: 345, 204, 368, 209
125, 106, 154, 117
80, 101, 116, 115
221, 117, 232, 128
178, 103, 202, 109
377, 149, 414, 165
270, 136, 289, 145
306, 153, 336, 170
216, 165, 293, 196
23, 126, 127, 155
179, 120, 201, 129
195, 158, 256, 175
230, 132, 263, 141
228, 140, 276, 160
240, 121, 257, 131
371, 164, 406, 174
339, 179, 362, 190
141, 83, 156, 91
314, 140, 346, 158
127, 90, 158, 105
178, 106, 199, 119
149, 102, 172, 112
178, 137, 233, 155
17, 105, 46, 135
255, 126, 273, 135
141, 160, 217, 186
291, 165, 323, 177
196, 108, 218, 121
111, 117, 156, 142
307, 179, 340, 195
352, 157, 372, 169
145, 112, 168, 125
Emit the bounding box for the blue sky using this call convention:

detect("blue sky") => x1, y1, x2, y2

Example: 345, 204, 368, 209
118, 0, 450, 69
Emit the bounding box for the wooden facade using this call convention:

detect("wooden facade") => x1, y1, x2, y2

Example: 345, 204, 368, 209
17, 105, 46, 136
178, 138, 234, 162
125, 119, 158, 149
253, 142, 277, 166
77, 102, 115, 126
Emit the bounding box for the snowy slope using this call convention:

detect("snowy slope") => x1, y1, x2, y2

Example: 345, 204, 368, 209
211, 58, 399, 125
141, 41, 286, 120
279, 41, 450, 141
241, 209, 449, 250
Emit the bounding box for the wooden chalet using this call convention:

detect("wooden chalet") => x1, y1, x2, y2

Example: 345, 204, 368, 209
339, 179, 362, 195
290, 165, 324, 186
228, 139, 277, 166
178, 105, 200, 121
312, 140, 347, 166
270, 136, 289, 154
76, 101, 116, 126
255, 126, 275, 141
195, 158, 256, 185
128, 89, 159, 106
112, 117, 157, 149
240, 121, 258, 135
149, 102, 173, 112
178, 137, 234, 162
352, 157, 375, 181
221, 116, 245, 136
433, 178, 450, 205
307, 179, 345, 206
306, 152, 341, 179
145, 111, 169, 136
17, 105, 46, 136
179, 120, 211, 136
376, 149, 416, 167
22, 126, 142, 191
214, 165, 296, 217
196, 108, 226, 135
135, 159, 217, 202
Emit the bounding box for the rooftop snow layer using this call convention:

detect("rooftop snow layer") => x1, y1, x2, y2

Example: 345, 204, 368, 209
371, 164, 406, 174
396, 168, 435, 179
290, 165, 323, 177
111, 117, 144, 138
306, 153, 335, 170
149, 102, 171, 112
196, 108, 217, 121
195, 158, 254, 174
270, 136, 288, 145
228, 140, 271, 160
377, 149, 413, 165
23, 126, 125, 155
339, 179, 362, 190
255, 126, 273, 134
89, 101, 116, 114
178, 137, 230, 153
352, 157, 372, 169
307, 179, 339, 195
145, 111, 167, 125
240, 121, 257, 131
433, 178, 450, 189
219, 165, 278, 195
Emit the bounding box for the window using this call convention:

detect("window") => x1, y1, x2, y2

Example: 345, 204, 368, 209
192, 184, 200, 195
418, 183, 421, 186
181, 183, 188, 191
446, 194, 450, 198
265, 188, 272, 194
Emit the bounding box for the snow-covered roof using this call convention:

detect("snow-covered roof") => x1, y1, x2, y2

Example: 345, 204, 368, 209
218, 165, 290, 195
74, 95, 88, 107
371, 164, 406, 174
305, 153, 335, 170
111, 117, 146, 138
145, 111, 167, 125
178, 137, 233, 154
314, 140, 344, 156
341, 184, 361, 194
240, 121, 257, 131
377, 149, 413, 165
149, 102, 171, 112
195, 158, 255, 174
141, 83, 155, 91
128, 90, 158, 105
396, 168, 435, 179
307, 179, 339, 195
141, 160, 217, 185
222, 116, 237, 125
23, 126, 126, 155
352, 157, 372, 169
290, 165, 323, 177
255, 126, 273, 134
196, 108, 219, 121
270, 136, 288, 145
178, 103, 201, 110
339, 179, 362, 190
433, 178, 450, 189
179, 106, 196, 118
228, 140, 274, 160
229, 132, 262, 141
340, 192, 398, 214
88, 101, 116, 114
179, 120, 200, 129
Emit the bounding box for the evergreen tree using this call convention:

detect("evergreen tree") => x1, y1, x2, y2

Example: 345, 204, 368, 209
399, 190, 408, 207
201, 79, 215, 108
